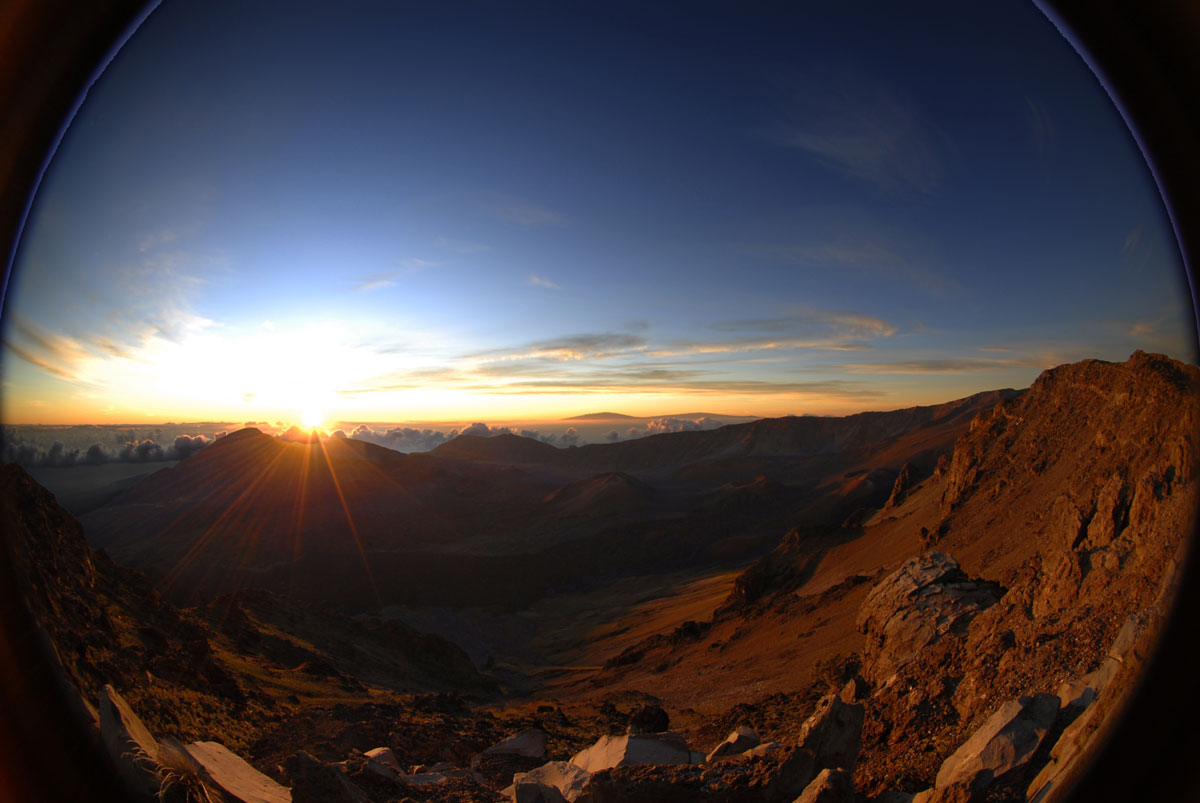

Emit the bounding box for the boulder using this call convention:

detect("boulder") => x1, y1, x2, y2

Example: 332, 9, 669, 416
571, 732, 697, 773
1053, 678, 1095, 713
514, 782, 568, 803
572, 746, 816, 803
869, 792, 915, 803
745, 741, 782, 759
485, 727, 548, 759
856, 553, 1004, 684
793, 767, 855, 803
868, 787, 912, 801
283, 751, 368, 803
186, 741, 292, 803
407, 767, 485, 785
911, 781, 977, 803
363, 747, 403, 775
933, 693, 1059, 793
507, 760, 592, 802
795, 694, 864, 772
839, 676, 869, 703
1025, 700, 1105, 802
336, 754, 408, 799
627, 704, 670, 734
98, 684, 161, 797
707, 726, 761, 761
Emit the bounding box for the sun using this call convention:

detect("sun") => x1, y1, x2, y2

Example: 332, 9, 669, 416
300, 408, 324, 430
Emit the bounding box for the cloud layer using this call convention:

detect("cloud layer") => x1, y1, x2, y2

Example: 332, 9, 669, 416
2, 430, 219, 468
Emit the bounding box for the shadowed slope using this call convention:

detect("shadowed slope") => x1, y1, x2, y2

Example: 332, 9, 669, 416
83, 391, 1013, 610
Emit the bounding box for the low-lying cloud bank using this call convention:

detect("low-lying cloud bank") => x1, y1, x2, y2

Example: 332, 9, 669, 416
339, 422, 582, 453
340, 417, 725, 453
2, 413, 734, 467
2, 431, 220, 468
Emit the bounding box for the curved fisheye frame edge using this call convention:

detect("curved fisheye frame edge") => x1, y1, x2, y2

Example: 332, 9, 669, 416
1032, 2, 1200, 801
0, 1, 1198, 802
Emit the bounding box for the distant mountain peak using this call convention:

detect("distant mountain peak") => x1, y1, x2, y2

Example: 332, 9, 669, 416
564, 412, 637, 420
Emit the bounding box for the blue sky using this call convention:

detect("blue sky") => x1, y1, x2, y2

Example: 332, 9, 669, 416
1, 1, 1193, 425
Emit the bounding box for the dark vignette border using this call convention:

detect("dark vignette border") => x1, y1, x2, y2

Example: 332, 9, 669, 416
0, 2, 1196, 801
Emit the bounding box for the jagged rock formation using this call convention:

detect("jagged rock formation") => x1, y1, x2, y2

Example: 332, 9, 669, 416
795, 768, 855, 803
856, 552, 1005, 685
794, 694, 865, 773
884, 463, 915, 510
850, 353, 1199, 797
552, 353, 1197, 801
923, 692, 1059, 798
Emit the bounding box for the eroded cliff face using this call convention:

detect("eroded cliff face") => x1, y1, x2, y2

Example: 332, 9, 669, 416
852, 352, 1198, 797
596, 353, 1198, 800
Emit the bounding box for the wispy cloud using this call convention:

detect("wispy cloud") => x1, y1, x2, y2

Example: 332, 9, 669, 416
2, 339, 78, 380
468, 376, 885, 398
351, 258, 436, 292
486, 192, 566, 227
137, 228, 180, 253
828, 357, 1041, 375
2, 316, 89, 380
755, 231, 962, 296
469, 332, 647, 362
1122, 225, 1144, 256
435, 236, 489, 254
780, 76, 952, 194
528, 273, 561, 290
1026, 97, 1055, 156
711, 309, 897, 338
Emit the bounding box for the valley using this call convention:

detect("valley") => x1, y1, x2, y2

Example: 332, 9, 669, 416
2, 352, 1195, 802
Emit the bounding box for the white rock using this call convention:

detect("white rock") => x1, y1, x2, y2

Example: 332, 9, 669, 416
364, 747, 403, 772
1053, 678, 1096, 711
744, 741, 782, 759
706, 726, 760, 761
570, 732, 697, 773
98, 684, 161, 796
185, 741, 292, 803
507, 760, 592, 802
934, 693, 1059, 792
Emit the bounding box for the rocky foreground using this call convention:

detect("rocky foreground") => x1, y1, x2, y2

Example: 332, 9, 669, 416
1, 351, 1195, 802
79, 543, 1175, 803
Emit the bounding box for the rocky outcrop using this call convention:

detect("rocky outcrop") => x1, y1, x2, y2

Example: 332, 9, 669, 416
884, 463, 915, 510
573, 746, 817, 803
1024, 606, 1165, 802
856, 553, 1004, 684
627, 703, 670, 734
485, 728, 548, 759
795, 694, 865, 773
284, 751, 369, 803
794, 767, 855, 803
362, 747, 405, 779
99, 684, 162, 797
508, 761, 592, 802
185, 741, 292, 803
930, 693, 1058, 793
